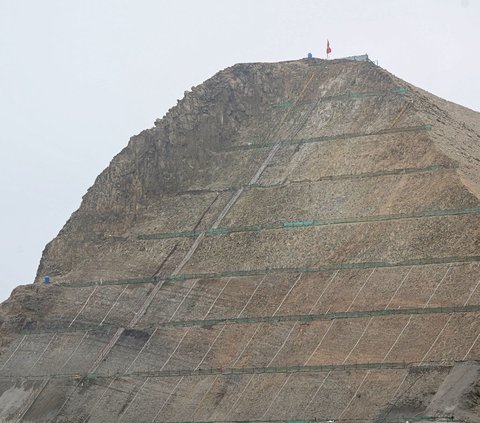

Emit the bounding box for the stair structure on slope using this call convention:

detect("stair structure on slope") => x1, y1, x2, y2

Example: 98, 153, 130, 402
1, 57, 480, 423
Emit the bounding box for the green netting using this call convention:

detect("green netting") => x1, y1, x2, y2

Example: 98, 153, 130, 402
127, 416, 457, 423
140, 162, 459, 239
168, 255, 480, 282
139, 202, 476, 242
86, 417, 458, 423
270, 162, 458, 185
157, 304, 480, 329
224, 124, 432, 152
282, 220, 315, 228
62, 276, 158, 289
207, 227, 231, 235
117, 359, 454, 380
214, 163, 457, 191
58, 254, 480, 288
0, 359, 466, 407
404, 417, 455, 422
20, 304, 480, 336
139, 230, 198, 240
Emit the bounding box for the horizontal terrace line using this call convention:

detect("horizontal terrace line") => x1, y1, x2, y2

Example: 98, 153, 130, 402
59, 255, 480, 288
137, 418, 456, 423
271, 86, 407, 109
249, 163, 458, 188
54, 161, 453, 203
168, 255, 480, 282
138, 205, 480, 241
138, 415, 457, 423
221, 124, 432, 152
0, 360, 458, 381
180, 163, 458, 196
142, 416, 458, 423
19, 304, 480, 335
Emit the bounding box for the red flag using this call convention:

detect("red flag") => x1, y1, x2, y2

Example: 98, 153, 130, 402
326, 40, 332, 55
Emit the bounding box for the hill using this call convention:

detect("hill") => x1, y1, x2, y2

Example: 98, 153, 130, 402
1, 57, 479, 422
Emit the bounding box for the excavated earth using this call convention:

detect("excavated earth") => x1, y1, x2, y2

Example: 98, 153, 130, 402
1, 58, 480, 423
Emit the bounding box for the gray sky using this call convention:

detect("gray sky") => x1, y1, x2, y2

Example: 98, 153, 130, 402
0, 0, 479, 302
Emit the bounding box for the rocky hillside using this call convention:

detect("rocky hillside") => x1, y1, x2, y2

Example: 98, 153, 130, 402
1, 58, 479, 423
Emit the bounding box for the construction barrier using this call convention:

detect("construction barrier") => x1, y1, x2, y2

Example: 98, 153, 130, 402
18, 304, 480, 335
167, 255, 480, 282
58, 255, 480, 288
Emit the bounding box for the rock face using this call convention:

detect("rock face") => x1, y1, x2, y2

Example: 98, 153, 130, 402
1, 58, 480, 422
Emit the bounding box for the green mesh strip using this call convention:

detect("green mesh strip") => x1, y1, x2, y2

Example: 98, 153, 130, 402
168, 255, 480, 282
207, 227, 231, 235
223, 124, 432, 152
280, 207, 480, 228
62, 276, 158, 288
272, 87, 408, 108
1, 360, 452, 381
152, 304, 480, 329
121, 360, 453, 379
131, 415, 456, 423
59, 255, 480, 288
249, 162, 458, 188
139, 205, 480, 241
0, 359, 464, 399
139, 230, 198, 240
139, 163, 458, 241
167, 163, 458, 194
282, 220, 315, 228
19, 304, 480, 335
131, 419, 455, 423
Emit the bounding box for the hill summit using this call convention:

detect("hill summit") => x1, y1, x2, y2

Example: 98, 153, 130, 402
1, 58, 480, 422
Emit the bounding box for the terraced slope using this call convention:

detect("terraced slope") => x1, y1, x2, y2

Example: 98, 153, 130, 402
1, 58, 479, 423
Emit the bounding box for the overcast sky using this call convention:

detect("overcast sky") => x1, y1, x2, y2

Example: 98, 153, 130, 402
0, 0, 479, 302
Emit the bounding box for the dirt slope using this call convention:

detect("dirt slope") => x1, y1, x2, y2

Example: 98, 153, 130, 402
0, 58, 479, 423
